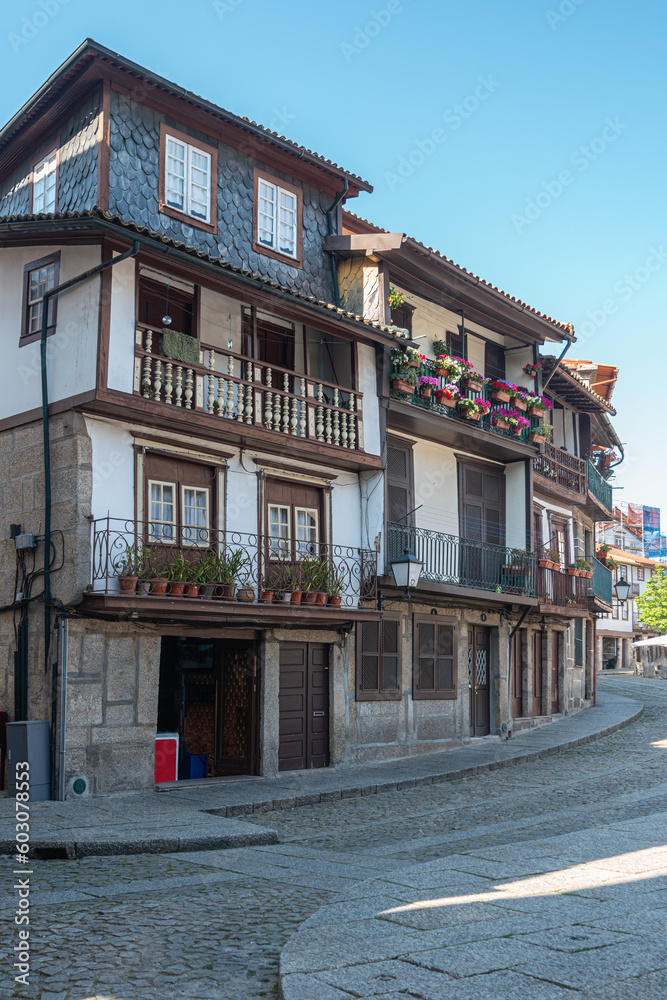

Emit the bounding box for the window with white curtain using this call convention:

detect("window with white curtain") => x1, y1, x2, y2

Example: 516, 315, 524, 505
295, 507, 318, 557
165, 134, 211, 223
149, 480, 176, 542
268, 504, 290, 560
256, 177, 298, 259
33, 150, 57, 213
182, 486, 209, 546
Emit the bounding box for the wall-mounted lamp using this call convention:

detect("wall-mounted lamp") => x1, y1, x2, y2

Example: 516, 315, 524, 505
390, 548, 423, 600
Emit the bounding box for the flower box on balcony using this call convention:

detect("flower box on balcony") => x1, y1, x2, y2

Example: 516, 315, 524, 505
492, 390, 512, 404
512, 397, 528, 412
528, 406, 544, 419
538, 558, 559, 570
530, 431, 547, 444
463, 377, 485, 392
581, 570, 593, 579
392, 378, 416, 396
493, 416, 510, 429
567, 567, 580, 577
435, 392, 458, 408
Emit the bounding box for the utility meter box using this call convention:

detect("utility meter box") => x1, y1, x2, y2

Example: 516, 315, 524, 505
7, 721, 50, 801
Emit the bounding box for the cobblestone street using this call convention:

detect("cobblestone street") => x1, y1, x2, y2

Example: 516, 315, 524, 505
2, 676, 666, 999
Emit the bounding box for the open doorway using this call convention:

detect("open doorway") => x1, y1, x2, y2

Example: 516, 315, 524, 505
157, 637, 259, 780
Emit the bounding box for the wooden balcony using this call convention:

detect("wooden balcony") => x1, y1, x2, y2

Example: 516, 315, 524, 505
533, 444, 614, 519
124, 324, 378, 470
537, 564, 589, 616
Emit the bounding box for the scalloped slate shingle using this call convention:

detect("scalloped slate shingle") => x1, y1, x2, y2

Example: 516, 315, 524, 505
108, 91, 335, 303
0, 91, 99, 217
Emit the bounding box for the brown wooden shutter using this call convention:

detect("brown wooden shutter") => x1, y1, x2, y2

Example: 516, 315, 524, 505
387, 438, 414, 526
460, 463, 504, 546
448, 330, 464, 358
413, 616, 456, 699
484, 342, 506, 380
357, 617, 401, 701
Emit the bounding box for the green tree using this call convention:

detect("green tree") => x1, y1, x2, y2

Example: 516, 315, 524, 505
636, 567, 667, 633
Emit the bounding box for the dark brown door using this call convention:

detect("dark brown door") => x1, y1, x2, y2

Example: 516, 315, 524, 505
484, 341, 506, 380
216, 641, 258, 775
279, 642, 330, 770
532, 631, 543, 716
551, 631, 561, 714
460, 464, 504, 589
511, 630, 524, 717
468, 626, 490, 736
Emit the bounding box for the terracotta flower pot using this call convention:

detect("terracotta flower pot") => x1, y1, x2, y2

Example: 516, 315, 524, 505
512, 398, 528, 412
528, 406, 544, 418
512, 426, 523, 436
302, 592, 318, 605
392, 378, 415, 395
182, 583, 200, 598
435, 366, 448, 378
463, 410, 482, 421
259, 590, 274, 603
567, 568, 578, 577
151, 578, 169, 596
529, 432, 546, 444
217, 582, 236, 602
420, 387, 433, 399
328, 595, 342, 607
463, 378, 483, 392
491, 390, 512, 403
493, 418, 510, 430
168, 581, 185, 598
315, 592, 328, 606
118, 575, 138, 594
407, 360, 421, 368
290, 590, 303, 605
435, 392, 457, 408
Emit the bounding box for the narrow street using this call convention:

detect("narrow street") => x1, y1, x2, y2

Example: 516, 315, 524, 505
2, 675, 666, 999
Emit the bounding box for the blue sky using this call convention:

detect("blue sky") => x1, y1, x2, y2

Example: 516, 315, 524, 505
3, 0, 663, 530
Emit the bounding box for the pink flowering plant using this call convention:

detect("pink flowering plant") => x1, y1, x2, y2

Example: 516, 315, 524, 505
490, 407, 512, 425
523, 362, 542, 377
435, 383, 461, 400
459, 397, 491, 418
418, 375, 439, 388
435, 354, 470, 380
527, 395, 553, 411
508, 412, 530, 431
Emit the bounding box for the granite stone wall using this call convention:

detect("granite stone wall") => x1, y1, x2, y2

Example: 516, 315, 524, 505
0, 90, 100, 217
108, 90, 336, 302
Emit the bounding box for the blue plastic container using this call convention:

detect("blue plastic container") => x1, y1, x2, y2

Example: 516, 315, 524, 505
182, 752, 208, 779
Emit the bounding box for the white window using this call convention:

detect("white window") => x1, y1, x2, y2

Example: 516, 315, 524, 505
295, 507, 318, 557
33, 150, 57, 213
257, 178, 298, 258
182, 486, 209, 546
149, 481, 175, 542
268, 504, 290, 560
165, 135, 211, 223
27, 260, 57, 335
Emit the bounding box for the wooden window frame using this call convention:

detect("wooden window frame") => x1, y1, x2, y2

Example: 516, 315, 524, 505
159, 123, 218, 234
457, 456, 506, 547
181, 484, 211, 547
637, 567, 645, 581
147, 479, 177, 543
356, 613, 402, 702
20, 251, 61, 347
412, 614, 458, 701
386, 435, 415, 529
252, 167, 303, 268
30, 146, 59, 214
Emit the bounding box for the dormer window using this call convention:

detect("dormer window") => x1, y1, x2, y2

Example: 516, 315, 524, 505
32, 149, 57, 213
253, 169, 302, 267
159, 124, 217, 234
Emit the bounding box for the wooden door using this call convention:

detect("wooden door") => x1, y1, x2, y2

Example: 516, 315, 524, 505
511, 630, 524, 717
484, 341, 506, 380
216, 640, 258, 775
551, 631, 561, 714
468, 626, 490, 736
460, 464, 504, 590
387, 438, 414, 526
532, 631, 543, 716
279, 642, 330, 770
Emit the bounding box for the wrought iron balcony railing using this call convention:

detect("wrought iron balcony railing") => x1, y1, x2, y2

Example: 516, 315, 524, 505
586, 460, 613, 513
537, 565, 588, 609
134, 324, 364, 451
591, 556, 613, 605
387, 522, 535, 596
89, 517, 377, 609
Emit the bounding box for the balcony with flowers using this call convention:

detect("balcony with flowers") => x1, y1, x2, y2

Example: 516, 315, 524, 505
389, 347, 552, 459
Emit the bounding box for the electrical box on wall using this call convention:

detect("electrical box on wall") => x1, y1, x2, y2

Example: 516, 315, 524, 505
14, 533, 37, 551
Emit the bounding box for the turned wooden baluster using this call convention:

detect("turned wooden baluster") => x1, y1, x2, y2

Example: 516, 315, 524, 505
316, 384, 325, 442
226, 354, 235, 418
184, 368, 193, 409
265, 368, 274, 430
153, 359, 162, 402
164, 362, 173, 405
324, 401, 333, 444
208, 350, 216, 414
273, 381, 282, 430
340, 408, 348, 449
348, 394, 356, 450
174, 366, 183, 407
299, 378, 307, 437
282, 373, 290, 434
290, 396, 298, 436
332, 389, 341, 447
141, 330, 152, 397
245, 362, 254, 424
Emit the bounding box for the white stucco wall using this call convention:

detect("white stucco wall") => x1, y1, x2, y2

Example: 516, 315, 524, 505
1, 244, 101, 420
357, 342, 380, 456
107, 253, 136, 393
505, 463, 527, 548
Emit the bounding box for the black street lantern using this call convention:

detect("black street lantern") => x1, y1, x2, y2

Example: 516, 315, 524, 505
390, 547, 423, 599
614, 577, 631, 604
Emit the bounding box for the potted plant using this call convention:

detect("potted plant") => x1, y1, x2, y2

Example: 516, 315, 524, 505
527, 395, 553, 419
236, 584, 255, 602
523, 361, 542, 378
216, 548, 247, 601
490, 407, 511, 430
391, 362, 419, 396
418, 375, 438, 399
490, 379, 515, 404
149, 548, 170, 596
197, 550, 222, 599
458, 397, 491, 421
577, 558, 593, 579
510, 389, 530, 412
434, 353, 467, 381
538, 548, 561, 571
287, 564, 303, 605
117, 545, 141, 594
389, 286, 406, 311
505, 411, 530, 436
258, 575, 274, 603
165, 554, 188, 597
567, 562, 580, 577
404, 346, 425, 369
325, 565, 345, 606
432, 339, 448, 358
529, 422, 553, 445
135, 547, 155, 596
462, 369, 487, 392
434, 383, 460, 408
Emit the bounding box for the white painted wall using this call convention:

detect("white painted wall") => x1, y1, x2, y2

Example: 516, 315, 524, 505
357, 342, 380, 456
411, 438, 459, 536
1, 244, 101, 420
507, 346, 534, 386
85, 415, 136, 522
505, 463, 527, 548
107, 254, 136, 393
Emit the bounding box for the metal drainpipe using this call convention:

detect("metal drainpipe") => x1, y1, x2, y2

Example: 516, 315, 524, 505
57, 616, 68, 801
541, 336, 573, 392
325, 180, 349, 308
42, 240, 140, 799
